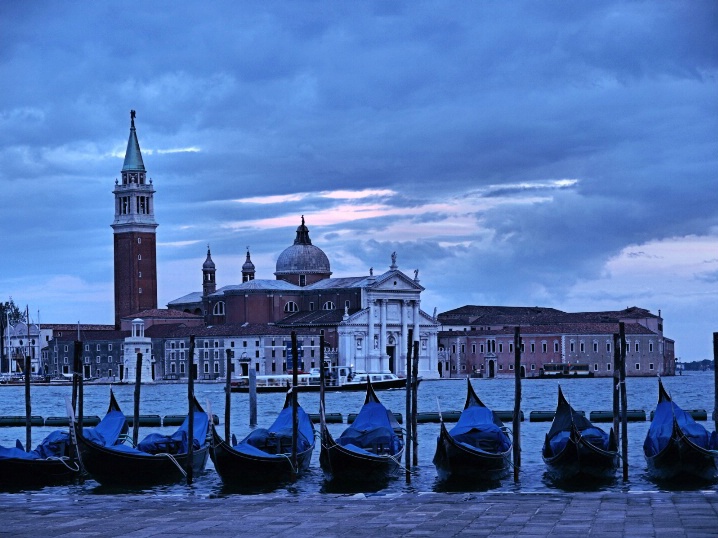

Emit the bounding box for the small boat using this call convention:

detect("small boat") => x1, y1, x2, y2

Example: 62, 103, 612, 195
433, 379, 512, 482
211, 391, 315, 486
77, 396, 210, 486
542, 386, 618, 480
319, 379, 404, 483
0, 390, 128, 488
538, 363, 594, 378
230, 368, 413, 393
643, 379, 718, 481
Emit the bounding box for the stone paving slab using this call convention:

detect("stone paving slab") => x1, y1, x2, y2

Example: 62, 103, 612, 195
0, 491, 716, 537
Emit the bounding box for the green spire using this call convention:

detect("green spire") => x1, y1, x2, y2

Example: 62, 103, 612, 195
122, 109, 145, 171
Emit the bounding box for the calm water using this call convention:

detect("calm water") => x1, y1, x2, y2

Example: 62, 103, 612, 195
1, 372, 716, 496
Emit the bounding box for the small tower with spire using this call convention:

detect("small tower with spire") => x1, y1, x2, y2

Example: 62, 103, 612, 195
242, 248, 255, 282
111, 110, 158, 328
203, 246, 216, 296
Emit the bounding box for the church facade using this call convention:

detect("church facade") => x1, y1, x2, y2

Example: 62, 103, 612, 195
168, 219, 440, 379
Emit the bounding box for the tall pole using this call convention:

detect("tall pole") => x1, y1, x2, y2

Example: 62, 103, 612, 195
612, 333, 620, 445
78, 343, 84, 433
132, 352, 142, 446
619, 322, 628, 481
187, 335, 195, 484
290, 331, 299, 481
225, 348, 232, 443
513, 327, 522, 483
713, 332, 717, 432
405, 328, 413, 481
24, 306, 31, 452
71, 340, 81, 415
412, 340, 419, 466
319, 334, 326, 428
249, 363, 257, 427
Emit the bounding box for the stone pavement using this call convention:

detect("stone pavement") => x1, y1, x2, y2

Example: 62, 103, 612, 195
0, 491, 717, 537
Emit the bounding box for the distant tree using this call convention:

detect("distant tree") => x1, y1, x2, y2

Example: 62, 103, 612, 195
0, 298, 26, 325
1, 298, 26, 368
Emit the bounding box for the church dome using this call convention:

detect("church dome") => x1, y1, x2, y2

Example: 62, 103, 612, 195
275, 216, 331, 277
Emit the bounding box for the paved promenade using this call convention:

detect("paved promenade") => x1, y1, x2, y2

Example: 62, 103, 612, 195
1, 491, 717, 537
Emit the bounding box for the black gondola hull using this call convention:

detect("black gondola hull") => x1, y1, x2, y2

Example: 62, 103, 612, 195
210, 429, 313, 485
433, 426, 511, 482
77, 433, 209, 486
0, 457, 79, 488
319, 432, 404, 483
645, 422, 718, 481
542, 426, 618, 480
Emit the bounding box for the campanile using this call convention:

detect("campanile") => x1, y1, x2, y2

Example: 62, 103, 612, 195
112, 111, 158, 328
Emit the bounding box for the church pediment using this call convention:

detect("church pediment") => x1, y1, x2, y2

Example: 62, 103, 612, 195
369, 270, 424, 292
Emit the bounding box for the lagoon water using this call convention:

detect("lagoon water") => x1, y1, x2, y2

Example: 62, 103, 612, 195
0, 372, 716, 496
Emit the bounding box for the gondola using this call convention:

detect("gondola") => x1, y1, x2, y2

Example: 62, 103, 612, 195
542, 386, 618, 480
0, 390, 128, 488
643, 378, 718, 481
319, 379, 404, 483
433, 379, 512, 482
211, 391, 315, 486
77, 395, 210, 486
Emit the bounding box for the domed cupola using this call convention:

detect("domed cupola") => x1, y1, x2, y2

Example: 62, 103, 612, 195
242, 248, 256, 282
275, 216, 331, 286
202, 246, 216, 296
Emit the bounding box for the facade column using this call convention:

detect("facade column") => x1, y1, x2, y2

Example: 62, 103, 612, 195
401, 300, 409, 376
368, 299, 375, 363
412, 300, 421, 374
380, 299, 387, 371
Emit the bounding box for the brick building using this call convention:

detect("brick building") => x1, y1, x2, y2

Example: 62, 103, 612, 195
438, 306, 675, 378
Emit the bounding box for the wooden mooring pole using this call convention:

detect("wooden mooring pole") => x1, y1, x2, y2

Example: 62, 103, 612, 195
405, 328, 413, 481
412, 340, 419, 467
713, 332, 717, 430
619, 322, 628, 481
249, 368, 257, 427
24, 306, 31, 452
24, 352, 31, 452
612, 333, 620, 444
513, 326, 521, 483
290, 331, 299, 481
132, 352, 142, 447
319, 334, 326, 423
225, 348, 232, 443
187, 335, 195, 485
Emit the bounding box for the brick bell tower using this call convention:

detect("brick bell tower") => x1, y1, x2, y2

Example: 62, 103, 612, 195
112, 110, 158, 328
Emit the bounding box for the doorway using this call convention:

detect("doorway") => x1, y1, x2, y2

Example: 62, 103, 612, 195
488, 360, 496, 378
387, 346, 395, 373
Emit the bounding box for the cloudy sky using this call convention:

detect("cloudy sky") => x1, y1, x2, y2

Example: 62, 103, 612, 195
1, 2, 716, 362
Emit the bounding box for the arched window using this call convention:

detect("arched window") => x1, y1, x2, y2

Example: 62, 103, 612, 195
284, 301, 299, 313
213, 301, 225, 316
322, 301, 335, 310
